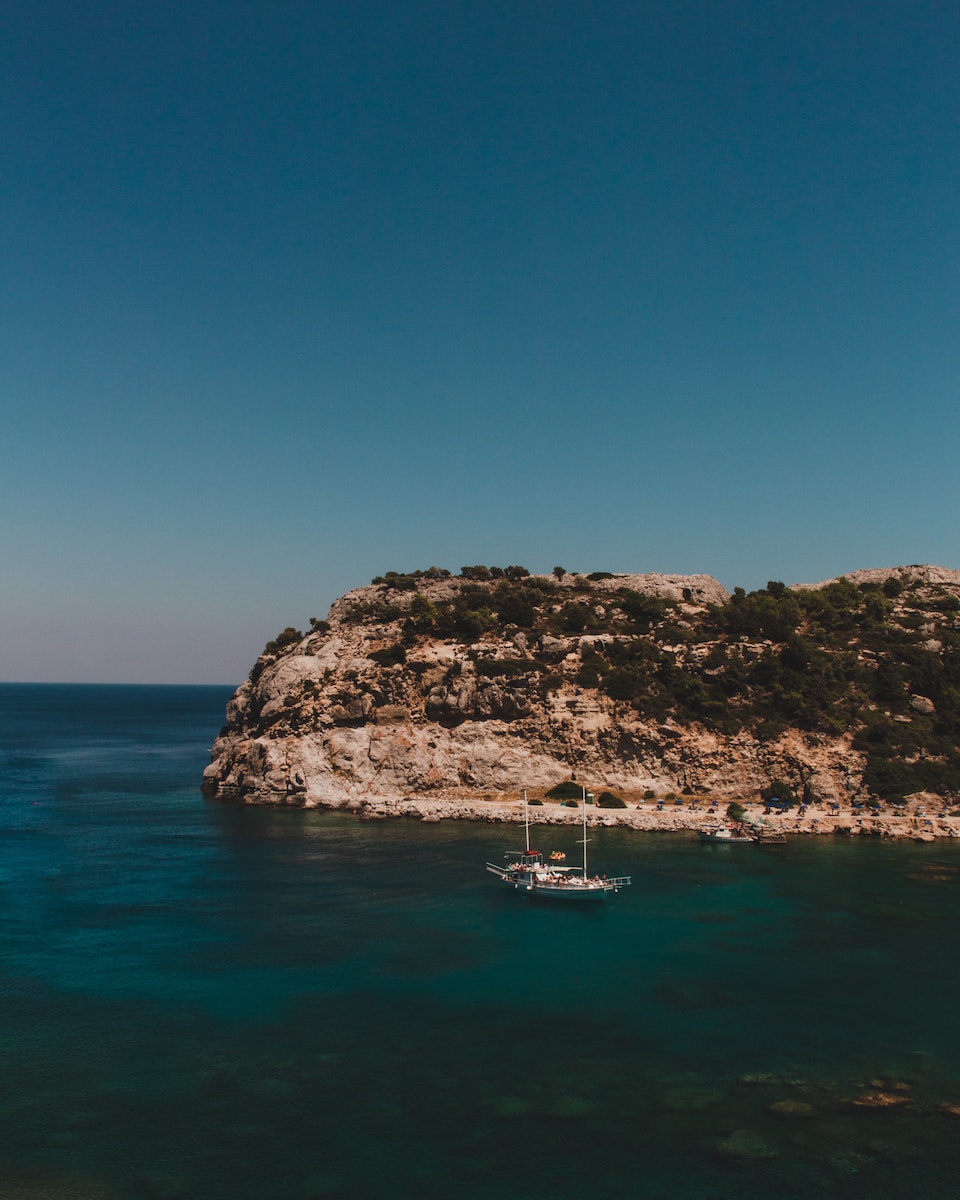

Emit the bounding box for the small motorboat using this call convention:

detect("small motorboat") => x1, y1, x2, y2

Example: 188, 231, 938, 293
698, 823, 755, 843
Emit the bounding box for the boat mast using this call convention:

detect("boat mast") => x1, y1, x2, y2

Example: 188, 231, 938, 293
524, 789, 530, 853
581, 785, 589, 877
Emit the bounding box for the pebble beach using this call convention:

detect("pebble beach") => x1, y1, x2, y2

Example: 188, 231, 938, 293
347, 790, 960, 840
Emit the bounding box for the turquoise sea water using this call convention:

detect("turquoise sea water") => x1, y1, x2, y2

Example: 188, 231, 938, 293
2, 684, 960, 1199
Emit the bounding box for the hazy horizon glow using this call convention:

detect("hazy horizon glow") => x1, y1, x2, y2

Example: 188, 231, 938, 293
3, 1, 959, 683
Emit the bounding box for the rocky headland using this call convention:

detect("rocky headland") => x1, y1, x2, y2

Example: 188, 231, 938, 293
203, 564, 960, 838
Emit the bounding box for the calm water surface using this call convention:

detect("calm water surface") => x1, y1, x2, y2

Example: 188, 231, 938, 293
2, 684, 960, 1198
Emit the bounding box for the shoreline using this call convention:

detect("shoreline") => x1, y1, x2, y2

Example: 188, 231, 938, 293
308, 792, 960, 841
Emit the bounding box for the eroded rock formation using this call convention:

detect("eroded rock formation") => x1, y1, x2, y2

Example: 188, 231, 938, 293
202, 565, 960, 813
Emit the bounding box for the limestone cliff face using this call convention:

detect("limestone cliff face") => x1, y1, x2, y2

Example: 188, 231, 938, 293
202, 566, 960, 810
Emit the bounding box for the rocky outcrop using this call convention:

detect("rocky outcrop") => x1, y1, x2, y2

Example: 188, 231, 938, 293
202, 566, 960, 814
792, 565, 960, 592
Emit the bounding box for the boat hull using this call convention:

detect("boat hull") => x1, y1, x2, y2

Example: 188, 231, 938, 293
487, 863, 630, 899
698, 831, 754, 843
510, 878, 613, 900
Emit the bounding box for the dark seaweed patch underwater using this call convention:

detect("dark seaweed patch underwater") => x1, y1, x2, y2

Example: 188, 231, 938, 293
2, 684, 960, 1199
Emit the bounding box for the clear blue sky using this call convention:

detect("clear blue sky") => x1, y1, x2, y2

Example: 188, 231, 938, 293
3, 0, 958, 683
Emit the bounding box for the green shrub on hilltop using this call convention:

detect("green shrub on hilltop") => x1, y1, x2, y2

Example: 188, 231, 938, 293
715, 584, 802, 641
263, 627, 303, 656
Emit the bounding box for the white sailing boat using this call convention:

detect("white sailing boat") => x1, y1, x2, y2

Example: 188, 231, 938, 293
486, 789, 631, 900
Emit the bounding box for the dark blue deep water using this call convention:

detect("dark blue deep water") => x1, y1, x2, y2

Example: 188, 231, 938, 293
2, 684, 960, 1198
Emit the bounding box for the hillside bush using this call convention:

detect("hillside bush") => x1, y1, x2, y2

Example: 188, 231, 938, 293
761, 780, 797, 807
493, 583, 539, 627
263, 627, 303, 655
369, 643, 407, 668
557, 602, 596, 633
474, 658, 537, 678
546, 781, 584, 801
618, 590, 669, 630
372, 567, 451, 587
